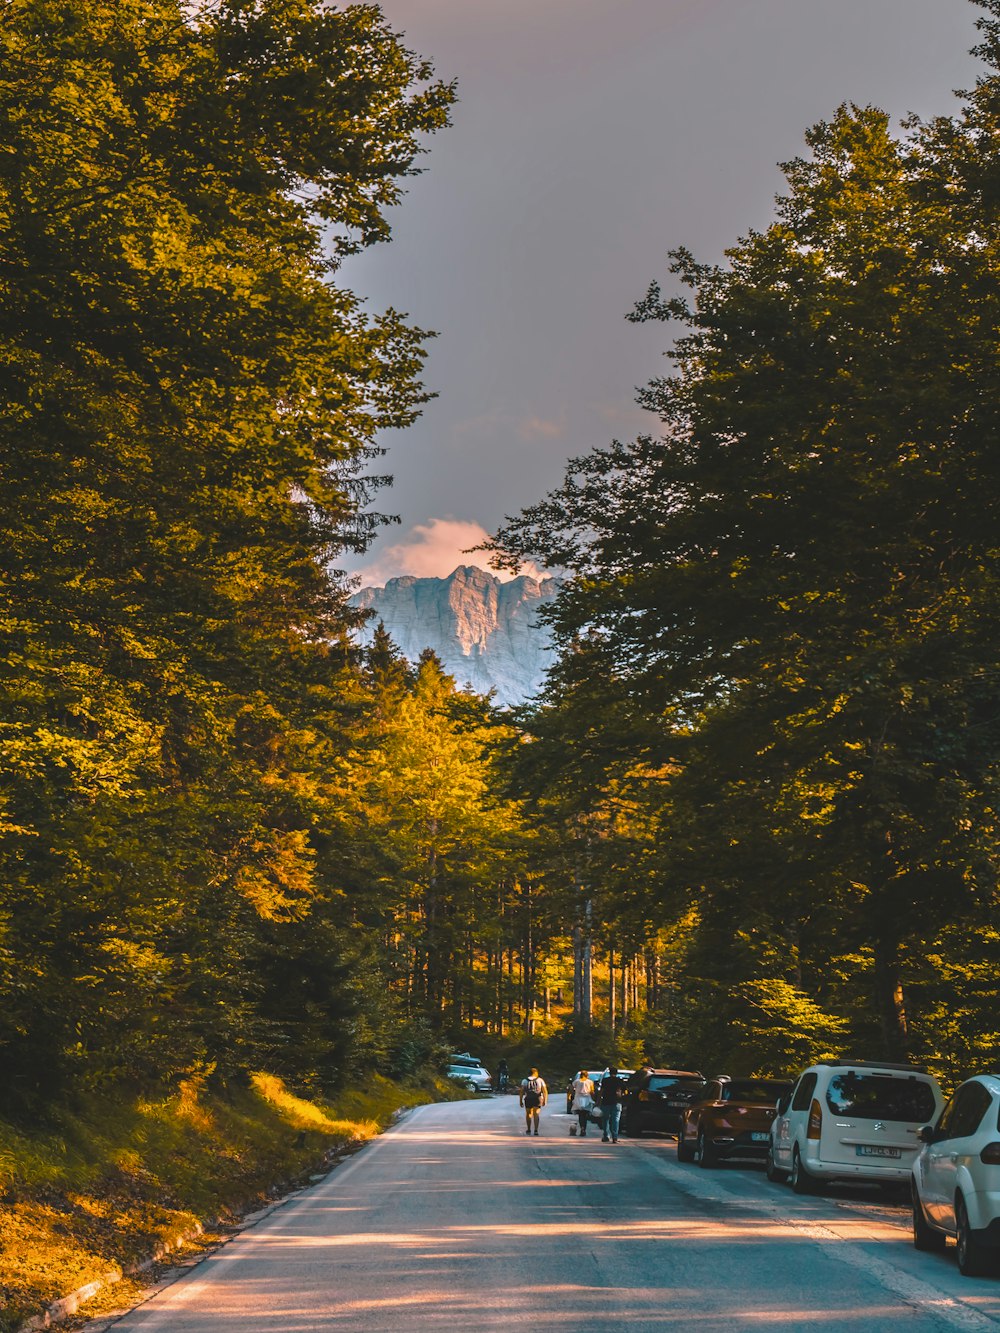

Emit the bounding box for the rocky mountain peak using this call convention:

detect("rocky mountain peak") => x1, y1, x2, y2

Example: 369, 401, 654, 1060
350, 565, 558, 706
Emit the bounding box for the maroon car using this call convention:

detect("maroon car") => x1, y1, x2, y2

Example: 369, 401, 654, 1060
677, 1076, 793, 1167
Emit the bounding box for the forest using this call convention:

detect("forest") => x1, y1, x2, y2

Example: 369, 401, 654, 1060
3, 0, 1000, 1155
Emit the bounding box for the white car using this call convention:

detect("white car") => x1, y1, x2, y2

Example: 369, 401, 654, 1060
767, 1059, 943, 1193
911, 1073, 1000, 1276
446, 1055, 493, 1093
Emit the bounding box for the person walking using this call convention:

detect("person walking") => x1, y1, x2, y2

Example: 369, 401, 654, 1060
571, 1069, 596, 1137
497, 1058, 510, 1092
598, 1065, 625, 1142
520, 1067, 547, 1135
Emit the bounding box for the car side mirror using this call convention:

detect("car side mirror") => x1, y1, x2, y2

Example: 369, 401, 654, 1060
918, 1125, 936, 1144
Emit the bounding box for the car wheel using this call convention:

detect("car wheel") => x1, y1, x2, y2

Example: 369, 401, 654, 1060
956, 1195, 996, 1276
765, 1146, 785, 1182
695, 1130, 718, 1168
789, 1145, 817, 1195
911, 1180, 946, 1253
676, 1130, 695, 1163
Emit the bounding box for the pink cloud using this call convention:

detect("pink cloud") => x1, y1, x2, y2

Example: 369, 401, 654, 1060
353, 518, 546, 587
517, 413, 566, 442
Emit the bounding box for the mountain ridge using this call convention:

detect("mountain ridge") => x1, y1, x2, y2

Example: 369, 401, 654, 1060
350, 564, 558, 706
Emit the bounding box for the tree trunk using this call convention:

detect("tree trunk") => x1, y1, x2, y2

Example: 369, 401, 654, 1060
873, 933, 909, 1061
580, 898, 593, 1025
609, 948, 616, 1030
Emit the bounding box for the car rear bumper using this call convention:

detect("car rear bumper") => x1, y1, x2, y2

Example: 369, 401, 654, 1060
805, 1153, 913, 1183
709, 1133, 770, 1157
965, 1189, 1000, 1234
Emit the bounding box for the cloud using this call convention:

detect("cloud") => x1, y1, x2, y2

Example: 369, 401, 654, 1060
451, 411, 567, 445
353, 517, 546, 587
517, 413, 566, 442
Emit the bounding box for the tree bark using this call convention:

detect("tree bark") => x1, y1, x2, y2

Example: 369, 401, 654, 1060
873, 932, 909, 1061
580, 897, 593, 1025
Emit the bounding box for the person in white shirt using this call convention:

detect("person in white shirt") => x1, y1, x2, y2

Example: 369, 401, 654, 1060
571, 1069, 596, 1137
520, 1068, 547, 1135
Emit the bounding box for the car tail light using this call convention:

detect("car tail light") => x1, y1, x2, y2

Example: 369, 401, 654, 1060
638, 1091, 650, 1101
980, 1142, 1000, 1165
807, 1099, 822, 1140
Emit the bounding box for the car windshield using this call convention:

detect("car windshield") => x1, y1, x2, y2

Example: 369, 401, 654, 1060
825, 1073, 936, 1121
648, 1076, 699, 1092
723, 1080, 790, 1104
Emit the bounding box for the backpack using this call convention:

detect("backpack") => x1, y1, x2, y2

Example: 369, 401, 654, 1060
523, 1076, 542, 1108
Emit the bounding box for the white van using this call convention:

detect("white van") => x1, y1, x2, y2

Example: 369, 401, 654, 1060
768, 1060, 944, 1193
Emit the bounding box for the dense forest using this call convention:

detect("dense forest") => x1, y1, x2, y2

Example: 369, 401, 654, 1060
3, 0, 1000, 1143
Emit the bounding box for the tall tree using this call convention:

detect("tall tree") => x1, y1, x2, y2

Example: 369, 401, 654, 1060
493, 17, 1000, 1062
0, 0, 453, 1111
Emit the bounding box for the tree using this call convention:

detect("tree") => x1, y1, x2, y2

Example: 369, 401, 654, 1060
0, 0, 454, 1112
493, 19, 1000, 1062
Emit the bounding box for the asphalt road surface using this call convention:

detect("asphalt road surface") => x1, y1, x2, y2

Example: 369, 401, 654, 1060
107, 1096, 1000, 1332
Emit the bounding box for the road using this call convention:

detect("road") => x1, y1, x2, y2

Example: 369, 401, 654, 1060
107, 1096, 1000, 1332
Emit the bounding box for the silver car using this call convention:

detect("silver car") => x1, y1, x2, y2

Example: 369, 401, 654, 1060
446, 1056, 493, 1093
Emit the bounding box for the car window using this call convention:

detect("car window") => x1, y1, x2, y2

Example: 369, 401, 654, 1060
936, 1094, 959, 1138
647, 1076, 682, 1091
791, 1072, 818, 1112
939, 1082, 992, 1140
725, 1080, 790, 1104
825, 1072, 936, 1122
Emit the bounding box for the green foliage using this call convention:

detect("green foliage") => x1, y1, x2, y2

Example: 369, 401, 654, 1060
0, 0, 454, 1116
492, 10, 1000, 1072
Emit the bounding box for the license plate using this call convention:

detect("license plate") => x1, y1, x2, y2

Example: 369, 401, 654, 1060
751, 1132, 768, 1142
666, 1100, 686, 1107
855, 1145, 901, 1159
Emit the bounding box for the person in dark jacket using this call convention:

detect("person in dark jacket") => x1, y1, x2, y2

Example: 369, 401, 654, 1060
598, 1065, 625, 1142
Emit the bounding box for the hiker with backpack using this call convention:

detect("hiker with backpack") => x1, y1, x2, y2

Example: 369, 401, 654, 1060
519, 1068, 547, 1135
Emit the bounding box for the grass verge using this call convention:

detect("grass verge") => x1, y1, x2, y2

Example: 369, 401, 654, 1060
0, 1071, 462, 1332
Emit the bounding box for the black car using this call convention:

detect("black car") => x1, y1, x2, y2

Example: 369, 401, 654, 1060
622, 1068, 706, 1137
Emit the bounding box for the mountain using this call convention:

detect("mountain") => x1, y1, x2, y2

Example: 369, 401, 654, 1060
350, 565, 559, 706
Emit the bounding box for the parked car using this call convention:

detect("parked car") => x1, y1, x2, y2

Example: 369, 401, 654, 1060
678, 1077, 793, 1167
446, 1055, 493, 1093
768, 1059, 943, 1193
911, 1073, 1000, 1276
622, 1069, 705, 1137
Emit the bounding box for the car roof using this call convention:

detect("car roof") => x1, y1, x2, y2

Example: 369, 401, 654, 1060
961, 1073, 1000, 1091
717, 1077, 792, 1086
811, 1060, 929, 1074
645, 1069, 704, 1079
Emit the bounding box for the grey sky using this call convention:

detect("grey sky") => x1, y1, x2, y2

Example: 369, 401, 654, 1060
344, 0, 981, 586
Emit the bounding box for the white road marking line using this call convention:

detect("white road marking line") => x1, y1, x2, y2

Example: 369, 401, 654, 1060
114, 1104, 436, 1327
633, 1147, 1000, 1331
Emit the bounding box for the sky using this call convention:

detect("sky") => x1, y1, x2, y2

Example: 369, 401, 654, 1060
343, 0, 982, 587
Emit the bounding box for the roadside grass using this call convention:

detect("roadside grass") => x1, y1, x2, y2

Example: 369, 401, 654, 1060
0, 1072, 463, 1333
